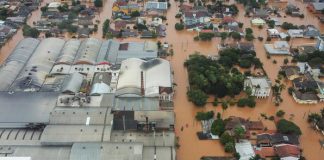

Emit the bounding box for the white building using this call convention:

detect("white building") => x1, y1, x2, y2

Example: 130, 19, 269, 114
244, 76, 272, 98
287, 29, 304, 38
235, 140, 255, 160
115, 58, 173, 101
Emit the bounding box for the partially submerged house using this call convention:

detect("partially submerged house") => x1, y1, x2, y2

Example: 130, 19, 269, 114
264, 41, 290, 55
287, 29, 304, 38
244, 76, 272, 98
251, 18, 266, 26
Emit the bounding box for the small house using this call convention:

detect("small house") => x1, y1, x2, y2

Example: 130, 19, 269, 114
251, 18, 266, 26
244, 76, 272, 98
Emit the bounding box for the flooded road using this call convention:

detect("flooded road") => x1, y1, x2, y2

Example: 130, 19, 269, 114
0, 0, 323, 159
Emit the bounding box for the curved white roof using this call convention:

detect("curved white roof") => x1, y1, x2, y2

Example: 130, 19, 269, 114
56, 39, 81, 64
116, 58, 172, 97
90, 82, 111, 95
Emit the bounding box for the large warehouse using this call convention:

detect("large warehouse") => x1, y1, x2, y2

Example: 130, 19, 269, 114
0, 38, 158, 92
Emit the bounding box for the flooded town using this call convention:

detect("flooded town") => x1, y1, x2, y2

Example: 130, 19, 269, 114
0, 0, 323, 160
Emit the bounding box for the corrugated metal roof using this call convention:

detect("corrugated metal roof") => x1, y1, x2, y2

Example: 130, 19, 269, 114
0, 92, 59, 128
56, 39, 81, 64
0, 38, 40, 91
61, 72, 84, 94
70, 142, 143, 160
12, 38, 65, 91
74, 38, 102, 65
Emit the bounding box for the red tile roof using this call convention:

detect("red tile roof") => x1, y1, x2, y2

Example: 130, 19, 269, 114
254, 147, 276, 158
275, 144, 300, 158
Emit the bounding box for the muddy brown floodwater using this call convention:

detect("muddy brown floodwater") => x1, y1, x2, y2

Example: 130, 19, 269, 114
0, 0, 323, 159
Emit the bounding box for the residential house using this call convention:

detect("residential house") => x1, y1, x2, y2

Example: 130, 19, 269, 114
315, 36, 324, 51
145, 2, 168, 14
267, 29, 280, 38
113, 3, 140, 15
296, 62, 312, 74
227, 42, 255, 51
225, 116, 264, 131
254, 9, 269, 19
292, 90, 318, 104
114, 20, 127, 31
307, 2, 324, 13
292, 77, 318, 91
77, 28, 90, 38
287, 29, 304, 38
48, 2, 61, 12
251, 18, 266, 26
270, 18, 282, 26
78, 18, 94, 29
244, 76, 272, 98
179, 4, 193, 13
281, 66, 300, 80
256, 133, 300, 147
264, 41, 290, 55
183, 10, 211, 29
304, 25, 320, 38
297, 45, 317, 55
274, 144, 301, 160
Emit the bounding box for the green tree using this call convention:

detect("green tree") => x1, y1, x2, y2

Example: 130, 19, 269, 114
245, 28, 253, 35
307, 113, 322, 123
94, 0, 103, 7
130, 10, 140, 17
234, 126, 245, 142
175, 23, 184, 30
22, 25, 40, 38
238, 22, 243, 28
220, 32, 228, 41
195, 111, 214, 120
245, 34, 254, 41
277, 119, 302, 135
276, 110, 285, 117
187, 89, 208, 106
220, 132, 234, 145
102, 19, 110, 37
211, 119, 225, 135
58, 3, 69, 12
224, 142, 235, 153
222, 101, 228, 112
231, 32, 241, 41
284, 58, 289, 65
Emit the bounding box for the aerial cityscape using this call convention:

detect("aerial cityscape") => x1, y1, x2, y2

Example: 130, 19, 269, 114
0, 0, 323, 160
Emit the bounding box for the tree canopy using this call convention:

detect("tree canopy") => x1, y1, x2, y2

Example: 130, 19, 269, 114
277, 119, 302, 135
22, 25, 40, 38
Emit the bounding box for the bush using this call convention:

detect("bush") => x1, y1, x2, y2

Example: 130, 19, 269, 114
245, 34, 254, 41
187, 89, 208, 106
22, 25, 40, 38
276, 110, 285, 117
284, 58, 289, 64
273, 60, 277, 64
211, 119, 225, 135
130, 10, 140, 17
220, 132, 234, 145
245, 28, 253, 34
195, 111, 214, 120
224, 142, 235, 153
281, 22, 298, 30
266, 37, 271, 41
199, 33, 214, 41
94, 0, 103, 7
286, 36, 291, 41
288, 87, 294, 95
175, 13, 182, 18
175, 23, 184, 30
277, 119, 302, 135
231, 32, 241, 41
258, 37, 263, 41
237, 97, 256, 108
213, 98, 218, 106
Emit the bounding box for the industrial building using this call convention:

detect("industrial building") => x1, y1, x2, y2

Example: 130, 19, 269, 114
0, 38, 175, 160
